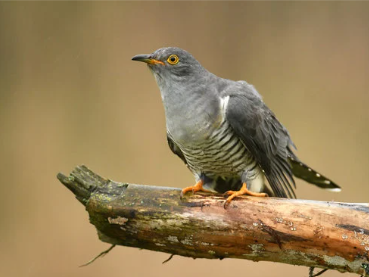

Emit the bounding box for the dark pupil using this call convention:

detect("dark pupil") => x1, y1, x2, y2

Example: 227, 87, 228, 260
170, 57, 176, 62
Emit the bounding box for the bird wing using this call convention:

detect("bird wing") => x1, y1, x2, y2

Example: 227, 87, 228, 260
167, 135, 187, 165
225, 92, 296, 198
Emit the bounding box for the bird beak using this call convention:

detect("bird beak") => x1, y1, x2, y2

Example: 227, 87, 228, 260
131, 54, 164, 65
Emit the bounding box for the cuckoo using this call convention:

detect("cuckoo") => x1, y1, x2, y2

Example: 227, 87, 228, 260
132, 47, 340, 208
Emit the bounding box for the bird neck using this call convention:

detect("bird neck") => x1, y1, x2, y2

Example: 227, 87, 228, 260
160, 74, 222, 145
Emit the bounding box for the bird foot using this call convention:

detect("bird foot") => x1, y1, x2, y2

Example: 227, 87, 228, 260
180, 180, 208, 199
223, 183, 268, 209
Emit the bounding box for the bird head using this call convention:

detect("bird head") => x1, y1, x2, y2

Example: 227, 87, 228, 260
132, 47, 206, 85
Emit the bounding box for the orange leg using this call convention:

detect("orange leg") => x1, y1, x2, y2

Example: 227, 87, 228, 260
180, 180, 208, 199
223, 183, 268, 208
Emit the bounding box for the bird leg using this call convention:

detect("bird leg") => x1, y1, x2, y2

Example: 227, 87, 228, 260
223, 183, 267, 208
180, 180, 208, 199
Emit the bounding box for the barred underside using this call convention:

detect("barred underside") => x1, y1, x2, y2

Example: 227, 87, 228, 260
173, 119, 259, 181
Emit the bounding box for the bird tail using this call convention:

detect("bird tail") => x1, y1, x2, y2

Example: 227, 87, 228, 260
288, 157, 341, 191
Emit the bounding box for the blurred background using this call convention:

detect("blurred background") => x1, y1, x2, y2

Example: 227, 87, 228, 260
1, 2, 368, 277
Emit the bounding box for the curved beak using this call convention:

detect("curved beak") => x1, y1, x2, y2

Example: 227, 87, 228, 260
131, 54, 164, 65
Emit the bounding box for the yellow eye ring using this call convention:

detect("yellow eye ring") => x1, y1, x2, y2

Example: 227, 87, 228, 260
167, 54, 179, 65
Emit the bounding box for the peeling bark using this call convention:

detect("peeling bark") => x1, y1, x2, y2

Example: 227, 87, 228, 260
57, 165, 369, 275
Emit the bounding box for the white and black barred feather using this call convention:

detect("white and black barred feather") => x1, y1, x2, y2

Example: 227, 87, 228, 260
168, 118, 259, 180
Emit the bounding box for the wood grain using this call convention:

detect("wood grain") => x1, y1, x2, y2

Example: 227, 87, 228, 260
57, 165, 369, 275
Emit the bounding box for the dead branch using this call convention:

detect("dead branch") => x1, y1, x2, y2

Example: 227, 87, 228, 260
57, 165, 369, 275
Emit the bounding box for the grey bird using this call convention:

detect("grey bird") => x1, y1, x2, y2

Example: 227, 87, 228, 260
132, 47, 341, 208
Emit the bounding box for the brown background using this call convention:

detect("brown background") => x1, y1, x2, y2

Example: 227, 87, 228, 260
1, 2, 368, 277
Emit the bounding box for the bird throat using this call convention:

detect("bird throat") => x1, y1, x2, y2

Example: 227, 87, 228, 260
163, 88, 222, 146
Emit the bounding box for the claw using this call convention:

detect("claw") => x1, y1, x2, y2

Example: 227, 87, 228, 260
224, 200, 231, 209
180, 180, 206, 199
223, 183, 268, 209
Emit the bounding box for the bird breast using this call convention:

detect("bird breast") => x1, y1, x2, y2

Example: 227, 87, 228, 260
172, 118, 256, 178
167, 96, 257, 178
164, 91, 223, 145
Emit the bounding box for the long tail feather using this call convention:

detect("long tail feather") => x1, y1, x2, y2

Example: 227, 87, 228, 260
289, 157, 341, 191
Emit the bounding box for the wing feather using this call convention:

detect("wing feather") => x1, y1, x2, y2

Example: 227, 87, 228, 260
226, 93, 296, 198
167, 135, 187, 165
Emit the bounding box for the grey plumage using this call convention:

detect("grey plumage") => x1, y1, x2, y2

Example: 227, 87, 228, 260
132, 47, 341, 199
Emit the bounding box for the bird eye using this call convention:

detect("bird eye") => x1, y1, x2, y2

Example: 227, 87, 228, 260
167, 54, 179, 65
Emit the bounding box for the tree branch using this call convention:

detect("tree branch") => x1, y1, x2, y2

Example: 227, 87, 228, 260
57, 165, 369, 275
